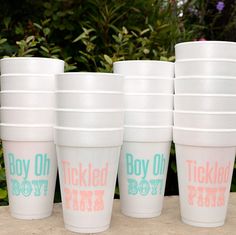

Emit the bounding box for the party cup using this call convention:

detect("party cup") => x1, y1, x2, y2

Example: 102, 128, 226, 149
1, 91, 55, 108
56, 91, 123, 109
0, 57, 64, 75
125, 93, 173, 110
125, 110, 173, 126
113, 60, 174, 77
174, 94, 236, 112
1, 107, 54, 124
175, 77, 236, 94
54, 127, 123, 233
1, 74, 55, 91
56, 72, 123, 92
174, 111, 236, 129
124, 78, 173, 93
175, 59, 236, 77
118, 125, 172, 218
56, 109, 124, 128
173, 127, 236, 227
175, 41, 236, 61
1, 124, 57, 219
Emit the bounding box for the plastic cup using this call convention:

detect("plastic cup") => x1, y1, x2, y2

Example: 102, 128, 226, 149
118, 125, 172, 218
54, 127, 123, 233
1, 74, 55, 91
125, 110, 173, 126
175, 41, 236, 61
56, 109, 124, 128
0, 57, 64, 75
175, 59, 236, 77
173, 127, 236, 227
124, 78, 173, 93
56, 91, 123, 109
174, 111, 236, 129
113, 60, 174, 77
56, 72, 123, 92
125, 93, 173, 110
1, 107, 54, 125
175, 77, 236, 94
1, 91, 55, 108
1, 124, 57, 219
174, 94, 236, 112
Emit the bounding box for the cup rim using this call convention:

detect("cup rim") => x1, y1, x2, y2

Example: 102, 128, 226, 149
55, 108, 124, 112
174, 110, 236, 115
54, 126, 124, 131
1, 74, 55, 77
125, 109, 173, 113
0, 107, 53, 111
55, 90, 123, 94
174, 126, 236, 132
113, 60, 174, 65
175, 58, 236, 63
175, 75, 236, 80
0, 123, 52, 128
0, 57, 64, 63
0, 91, 54, 94
175, 40, 236, 48
174, 94, 236, 97
124, 76, 173, 80
125, 125, 172, 129
56, 72, 123, 77
125, 92, 173, 96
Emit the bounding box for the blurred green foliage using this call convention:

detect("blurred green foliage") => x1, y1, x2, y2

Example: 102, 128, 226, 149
0, 0, 236, 204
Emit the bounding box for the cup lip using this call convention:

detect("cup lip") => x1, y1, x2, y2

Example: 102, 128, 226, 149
175, 58, 236, 63
113, 60, 174, 65
0, 90, 54, 94
173, 126, 236, 132
124, 76, 173, 80
0, 107, 53, 111
174, 110, 236, 115
175, 75, 236, 80
0, 123, 52, 128
0, 57, 64, 63
125, 125, 172, 129
174, 93, 236, 98
56, 72, 123, 77
55, 90, 123, 94
125, 92, 173, 96
125, 108, 173, 113
54, 126, 124, 131
1, 74, 55, 77
55, 108, 124, 112
175, 40, 236, 48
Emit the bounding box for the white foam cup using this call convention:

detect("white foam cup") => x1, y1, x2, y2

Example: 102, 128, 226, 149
54, 127, 123, 233
124, 77, 173, 93
125, 110, 173, 126
118, 125, 172, 218
56, 109, 124, 128
1, 91, 55, 108
174, 111, 236, 129
175, 77, 236, 94
56, 91, 123, 109
173, 127, 236, 227
56, 72, 123, 91
113, 60, 174, 77
1, 74, 55, 91
1, 124, 57, 219
175, 41, 236, 60
125, 93, 173, 110
0, 57, 64, 75
1, 107, 54, 125
175, 59, 236, 77
174, 94, 236, 112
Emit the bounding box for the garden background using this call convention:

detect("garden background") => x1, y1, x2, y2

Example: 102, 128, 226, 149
0, 0, 236, 204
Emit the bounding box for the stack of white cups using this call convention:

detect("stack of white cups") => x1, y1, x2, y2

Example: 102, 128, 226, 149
174, 41, 236, 227
113, 60, 174, 218
54, 73, 124, 233
0, 57, 64, 219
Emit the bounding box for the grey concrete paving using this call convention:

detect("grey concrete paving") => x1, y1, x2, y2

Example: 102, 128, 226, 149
0, 194, 235, 235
